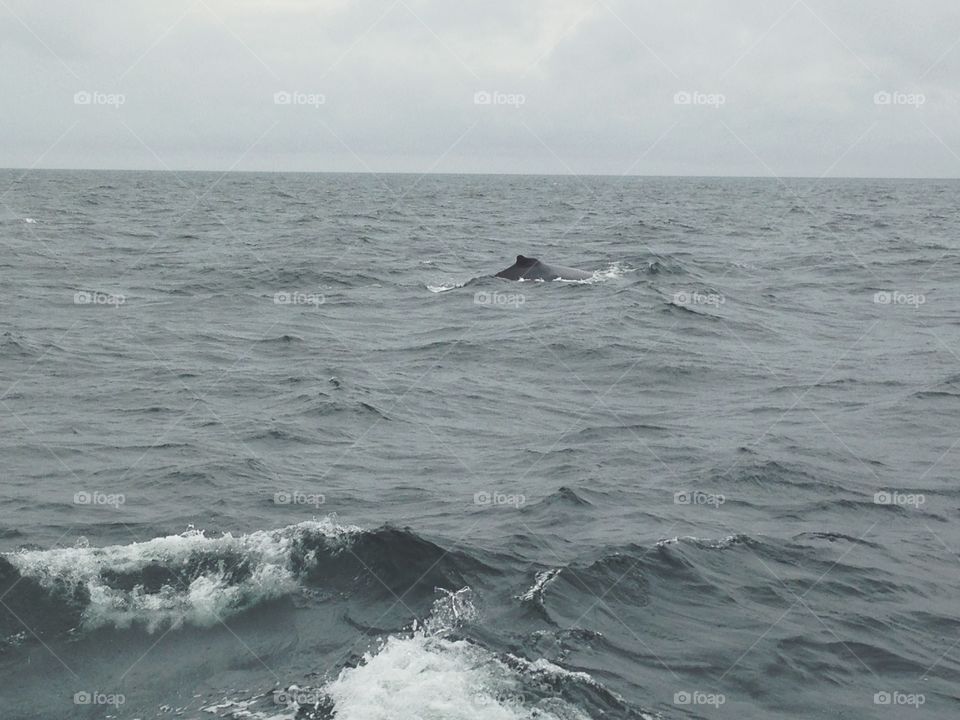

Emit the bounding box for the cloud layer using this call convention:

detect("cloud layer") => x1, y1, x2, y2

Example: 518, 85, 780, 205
2, 0, 958, 176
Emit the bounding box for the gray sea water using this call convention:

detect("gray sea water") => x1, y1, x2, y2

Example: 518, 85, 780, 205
1, 170, 959, 719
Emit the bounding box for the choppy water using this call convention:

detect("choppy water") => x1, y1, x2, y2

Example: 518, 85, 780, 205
1, 170, 959, 719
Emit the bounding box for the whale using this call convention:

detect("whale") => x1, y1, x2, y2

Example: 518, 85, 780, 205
494, 255, 594, 281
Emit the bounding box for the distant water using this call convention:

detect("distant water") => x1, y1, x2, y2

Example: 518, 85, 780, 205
1, 170, 959, 719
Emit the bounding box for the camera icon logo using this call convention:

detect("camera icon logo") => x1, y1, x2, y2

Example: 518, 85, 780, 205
873, 491, 892, 505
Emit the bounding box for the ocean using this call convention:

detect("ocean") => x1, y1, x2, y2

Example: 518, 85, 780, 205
1, 169, 958, 719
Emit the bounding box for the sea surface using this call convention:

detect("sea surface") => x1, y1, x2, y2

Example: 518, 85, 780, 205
1, 170, 959, 719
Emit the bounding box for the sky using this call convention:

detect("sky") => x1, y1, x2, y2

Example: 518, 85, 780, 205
1, 0, 958, 177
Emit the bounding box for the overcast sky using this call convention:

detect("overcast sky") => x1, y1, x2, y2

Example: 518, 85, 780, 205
2, 0, 958, 177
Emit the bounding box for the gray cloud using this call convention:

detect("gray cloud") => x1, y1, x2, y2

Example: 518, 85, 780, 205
2, 0, 958, 176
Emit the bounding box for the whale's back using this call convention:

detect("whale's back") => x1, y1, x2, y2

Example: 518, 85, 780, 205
495, 255, 593, 281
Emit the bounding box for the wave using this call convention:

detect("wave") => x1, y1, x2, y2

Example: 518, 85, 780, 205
0, 519, 358, 634
913, 372, 960, 399
517, 568, 563, 604
707, 458, 830, 491
584, 262, 632, 282
662, 298, 721, 319
569, 423, 672, 442
655, 534, 748, 550
518, 534, 761, 628
642, 258, 685, 274
791, 531, 881, 548
526, 486, 595, 510
427, 279, 471, 293
257, 333, 306, 344
321, 594, 584, 720
0, 519, 500, 637
0, 331, 44, 358
202, 588, 648, 720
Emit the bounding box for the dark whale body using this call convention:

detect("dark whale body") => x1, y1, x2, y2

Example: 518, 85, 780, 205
494, 255, 593, 281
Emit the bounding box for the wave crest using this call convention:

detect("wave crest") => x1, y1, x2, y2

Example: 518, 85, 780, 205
3, 518, 360, 632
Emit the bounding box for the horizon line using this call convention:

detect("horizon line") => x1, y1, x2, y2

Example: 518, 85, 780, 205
2, 166, 958, 181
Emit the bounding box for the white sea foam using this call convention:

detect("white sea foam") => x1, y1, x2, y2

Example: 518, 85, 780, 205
196, 588, 602, 720
656, 534, 742, 549
6, 518, 360, 631
517, 568, 562, 602
324, 589, 592, 720
553, 262, 631, 284
586, 262, 631, 282
427, 280, 467, 292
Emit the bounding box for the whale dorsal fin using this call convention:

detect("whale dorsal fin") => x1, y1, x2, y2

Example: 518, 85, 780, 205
516, 255, 537, 266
